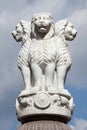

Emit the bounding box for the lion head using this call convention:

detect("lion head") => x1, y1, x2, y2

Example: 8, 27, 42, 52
64, 22, 77, 41
31, 13, 55, 40
12, 20, 31, 43
12, 23, 23, 42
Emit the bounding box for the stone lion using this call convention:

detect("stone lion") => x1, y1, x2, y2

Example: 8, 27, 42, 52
12, 20, 32, 91
28, 13, 77, 91
12, 12, 77, 93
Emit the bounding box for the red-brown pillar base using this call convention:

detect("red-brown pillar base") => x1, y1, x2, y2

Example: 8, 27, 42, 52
18, 121, 72, 130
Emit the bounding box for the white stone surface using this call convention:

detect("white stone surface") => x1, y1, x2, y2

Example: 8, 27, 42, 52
12, 12, 77, 122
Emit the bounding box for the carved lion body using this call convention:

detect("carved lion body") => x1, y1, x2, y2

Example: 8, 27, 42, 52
29, 38, 56, 70
12, 21, 32, 90
12, 21, 31, 69
29, 13, 74, 91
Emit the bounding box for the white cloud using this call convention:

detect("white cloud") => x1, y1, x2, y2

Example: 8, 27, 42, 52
70, 118, 87, 130
64, 6, 87, 89
0, 0, 69, 27
69, 9, 87, 27
0, 11, 8, 26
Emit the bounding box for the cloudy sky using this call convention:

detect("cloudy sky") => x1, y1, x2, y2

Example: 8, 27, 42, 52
0, 0, 87, 130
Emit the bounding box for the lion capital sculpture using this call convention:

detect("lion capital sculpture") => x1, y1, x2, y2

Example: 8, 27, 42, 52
12, 12, 77, 94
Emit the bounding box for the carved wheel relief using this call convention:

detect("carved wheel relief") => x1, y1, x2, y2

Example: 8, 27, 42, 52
34, 92, 50, 109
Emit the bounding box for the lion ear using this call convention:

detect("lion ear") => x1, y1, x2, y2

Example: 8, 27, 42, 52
55, 19, 68, 37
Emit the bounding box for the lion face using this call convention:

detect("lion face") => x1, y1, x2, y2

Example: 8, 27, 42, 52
12, 23, 23, 42
64, 23, 77, 41
31, 13, 55, 39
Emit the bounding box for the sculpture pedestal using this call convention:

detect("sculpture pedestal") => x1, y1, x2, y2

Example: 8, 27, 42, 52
16, 89, 74, 130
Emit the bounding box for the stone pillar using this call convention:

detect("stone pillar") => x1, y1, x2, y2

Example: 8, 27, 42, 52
18, 121, 72, 130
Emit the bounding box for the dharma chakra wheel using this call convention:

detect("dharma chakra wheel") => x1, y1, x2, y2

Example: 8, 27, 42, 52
35, 92, 50, 109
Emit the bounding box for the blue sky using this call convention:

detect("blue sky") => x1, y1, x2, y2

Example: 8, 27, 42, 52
0, 0, 87, 130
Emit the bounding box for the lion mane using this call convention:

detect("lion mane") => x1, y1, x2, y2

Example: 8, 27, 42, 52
28, 13, 57, 68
